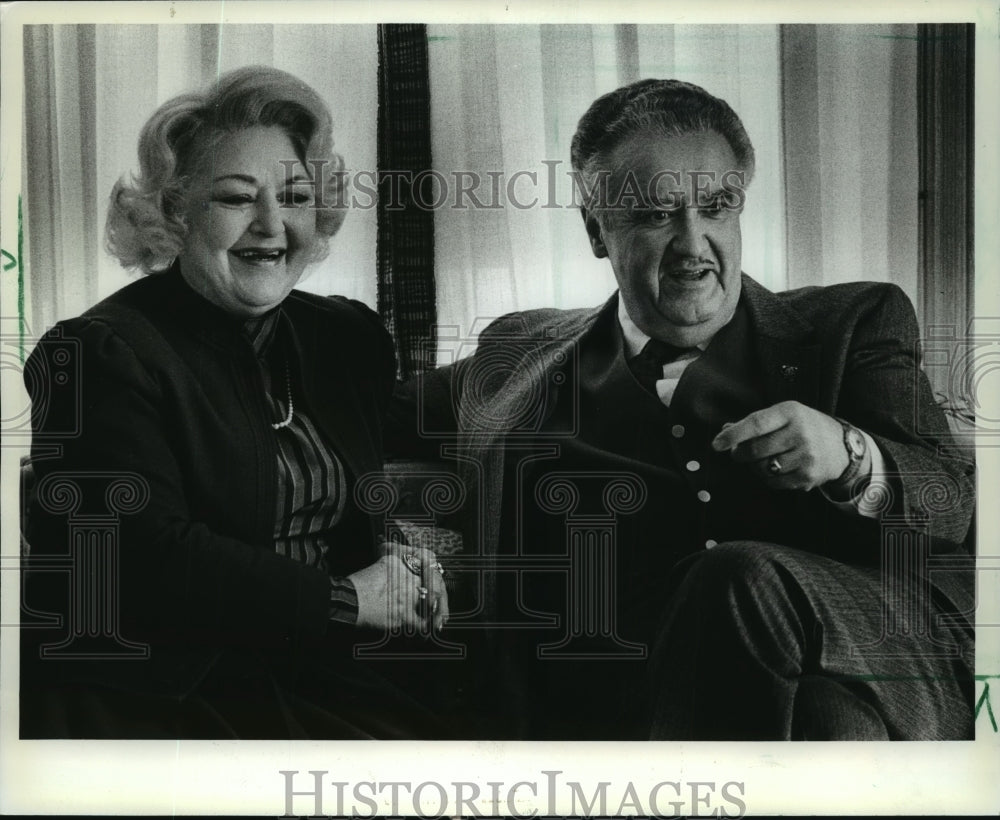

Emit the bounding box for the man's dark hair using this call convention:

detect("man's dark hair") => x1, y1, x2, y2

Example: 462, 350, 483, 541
570, 78, 756, 185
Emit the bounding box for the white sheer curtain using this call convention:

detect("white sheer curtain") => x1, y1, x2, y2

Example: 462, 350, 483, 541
782, 24, 919, 301
23, 24, 378, 336
428, 23, 923, 351
427, 24, 787, 345
25, 24, 921, 341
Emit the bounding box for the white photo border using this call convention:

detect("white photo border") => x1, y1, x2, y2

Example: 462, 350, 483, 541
2, 1, 998, 816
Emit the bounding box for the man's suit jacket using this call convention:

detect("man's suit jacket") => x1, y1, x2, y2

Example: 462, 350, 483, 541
388, 274, 975, 613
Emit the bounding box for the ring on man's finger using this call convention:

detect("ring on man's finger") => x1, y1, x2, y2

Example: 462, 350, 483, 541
430, 561, 446, 577
767, 458, 782, 475
417, 585, 429, 600
403, 552, 422, 576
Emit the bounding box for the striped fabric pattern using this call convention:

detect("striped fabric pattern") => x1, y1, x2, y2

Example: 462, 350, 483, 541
244, 309, 358, 624
271, 408, 347, 567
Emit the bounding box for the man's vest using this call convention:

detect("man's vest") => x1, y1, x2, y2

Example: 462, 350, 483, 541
500, 299, 844, 645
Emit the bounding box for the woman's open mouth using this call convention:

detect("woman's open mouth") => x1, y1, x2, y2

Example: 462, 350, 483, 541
231, 248, 286, 264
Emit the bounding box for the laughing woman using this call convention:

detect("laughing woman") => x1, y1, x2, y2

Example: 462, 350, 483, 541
21, 66, 450, 738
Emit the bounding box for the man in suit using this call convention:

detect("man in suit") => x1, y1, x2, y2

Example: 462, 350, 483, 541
387, 79, 975, 740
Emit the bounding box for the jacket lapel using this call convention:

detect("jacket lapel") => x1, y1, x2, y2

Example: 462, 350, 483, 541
741, 275, 821, 408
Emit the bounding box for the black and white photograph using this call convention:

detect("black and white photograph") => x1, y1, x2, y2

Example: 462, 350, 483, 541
1, 1, 998, 815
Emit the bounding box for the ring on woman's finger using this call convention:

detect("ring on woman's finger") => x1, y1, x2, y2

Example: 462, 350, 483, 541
766, 457, 783, 475
430, 561, 446, 577
403, 552, 422, 576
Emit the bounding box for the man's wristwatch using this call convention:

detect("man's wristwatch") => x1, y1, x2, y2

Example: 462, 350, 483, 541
834, 419, 868, 489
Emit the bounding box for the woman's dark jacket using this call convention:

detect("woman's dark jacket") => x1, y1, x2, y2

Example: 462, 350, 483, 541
23, 267, 395, 699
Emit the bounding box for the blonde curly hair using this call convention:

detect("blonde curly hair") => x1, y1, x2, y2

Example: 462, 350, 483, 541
105, 66, 347, 274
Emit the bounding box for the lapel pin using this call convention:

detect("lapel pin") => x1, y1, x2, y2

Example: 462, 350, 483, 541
780, 365, 799, 381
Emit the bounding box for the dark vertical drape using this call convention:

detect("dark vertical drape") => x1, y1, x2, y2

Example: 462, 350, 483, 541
377, 24, 436, 379
917, 23, 975, 403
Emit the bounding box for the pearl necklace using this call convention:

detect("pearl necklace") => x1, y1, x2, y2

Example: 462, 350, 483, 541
271, 361, 294, 430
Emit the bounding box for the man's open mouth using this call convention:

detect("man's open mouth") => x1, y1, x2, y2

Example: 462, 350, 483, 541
665, 268, 714, 283
231, 248, 286, 263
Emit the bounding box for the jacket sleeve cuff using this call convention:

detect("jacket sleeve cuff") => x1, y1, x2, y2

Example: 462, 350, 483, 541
329, 576, 359, 625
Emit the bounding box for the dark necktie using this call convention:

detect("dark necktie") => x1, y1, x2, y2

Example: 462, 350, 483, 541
629, 338, 691, 396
